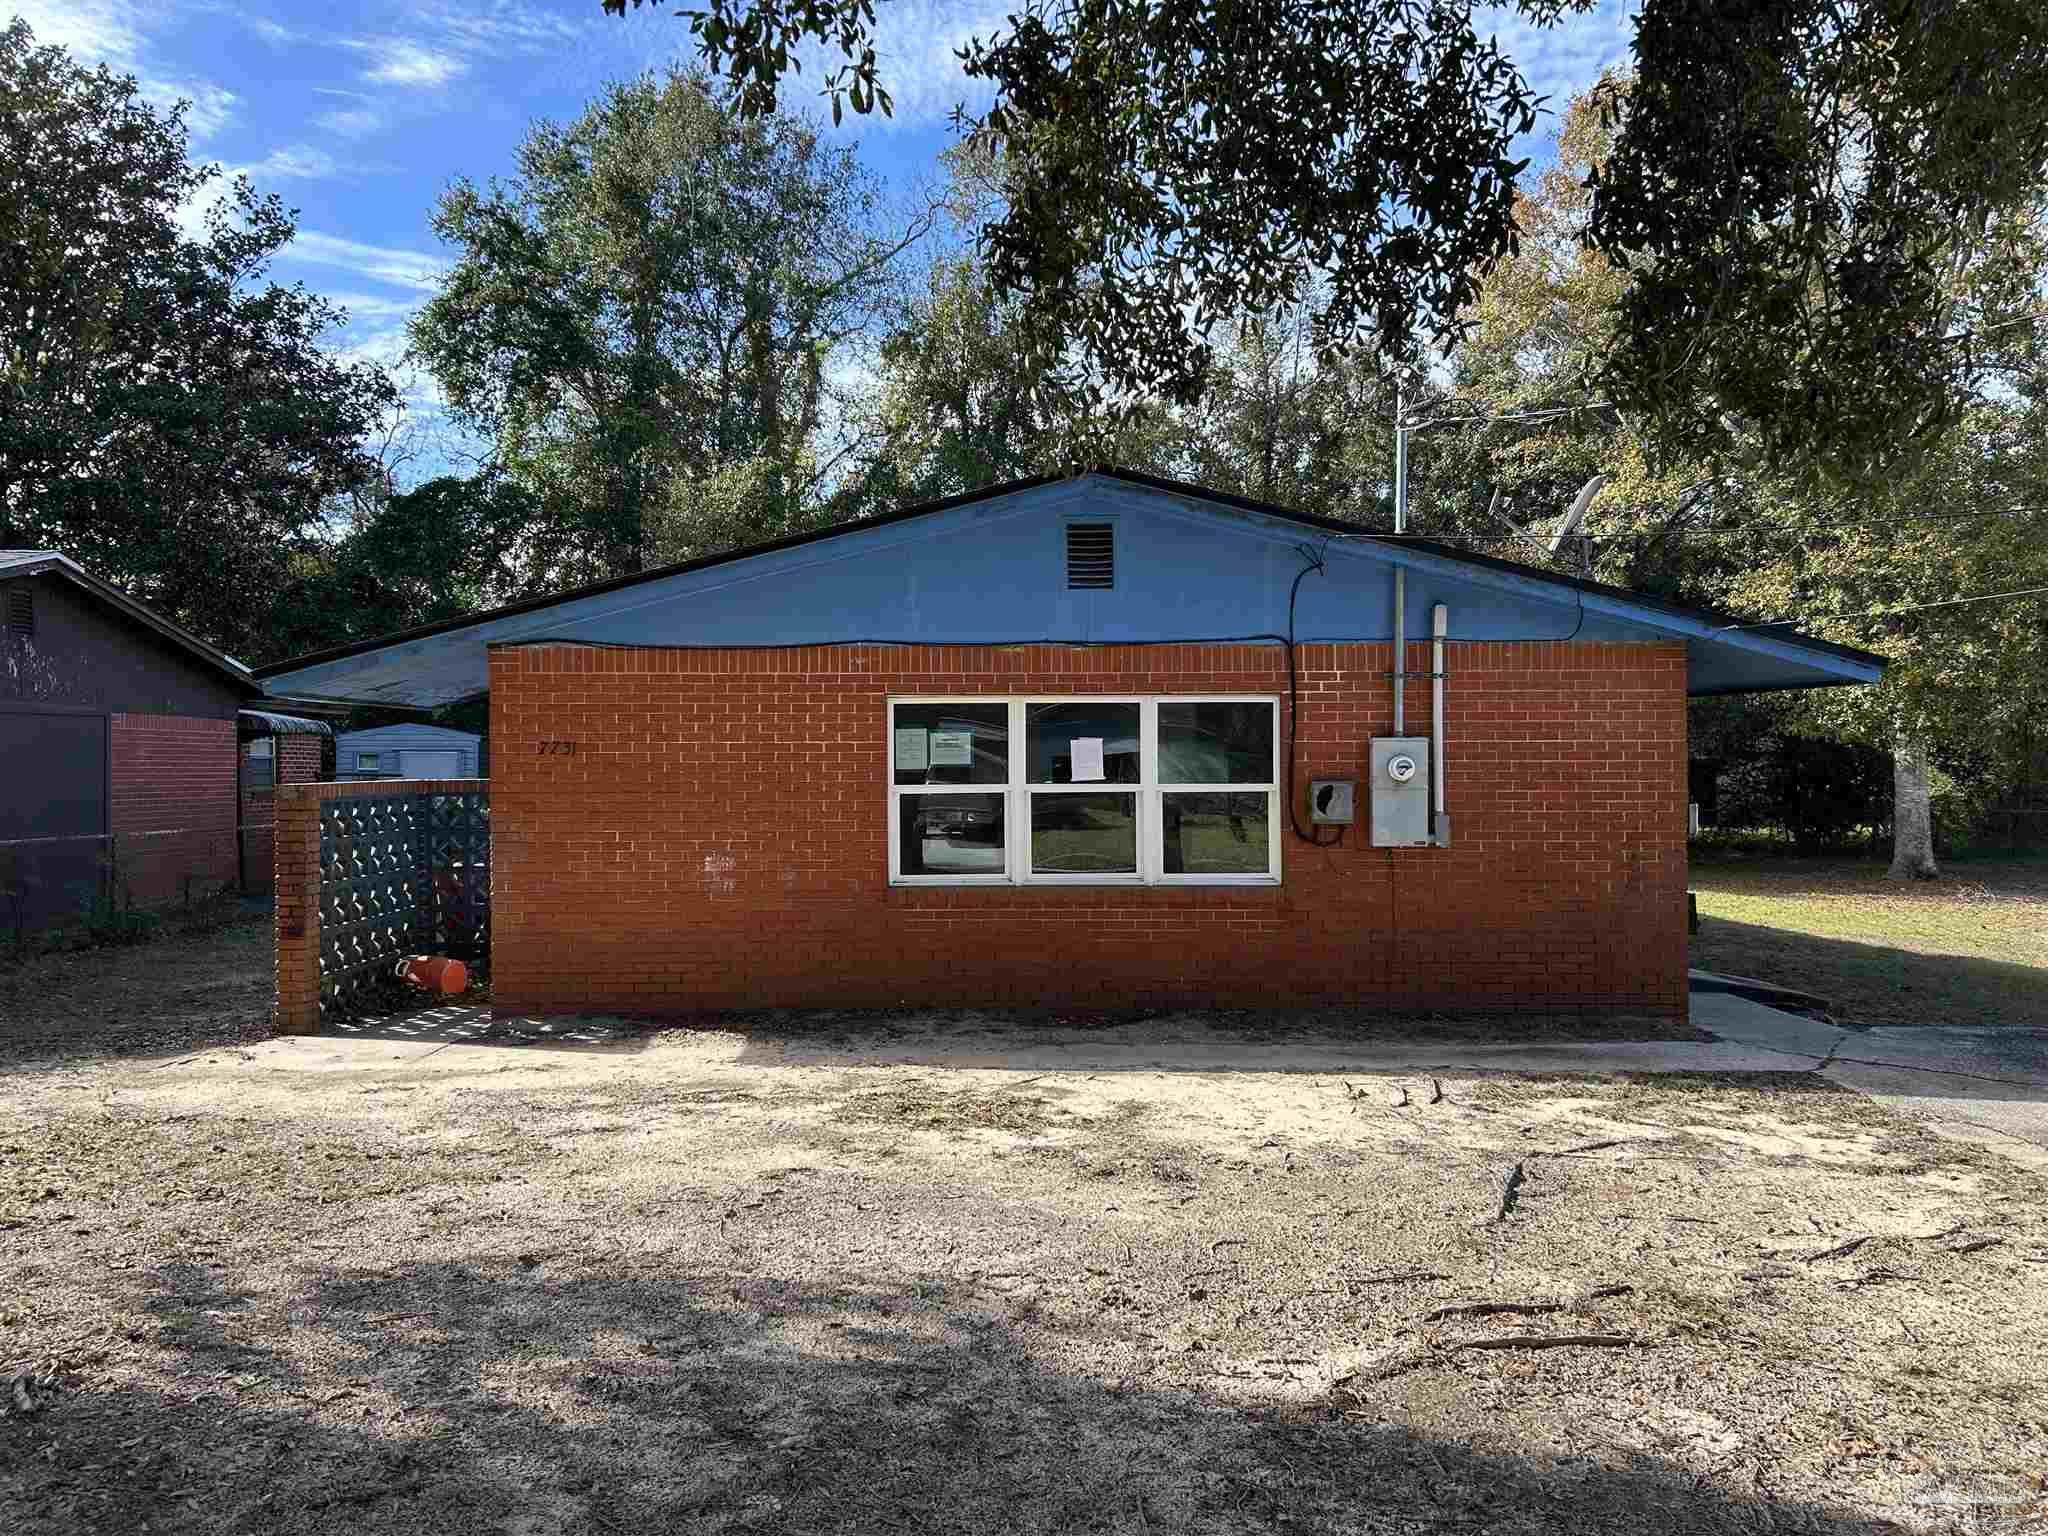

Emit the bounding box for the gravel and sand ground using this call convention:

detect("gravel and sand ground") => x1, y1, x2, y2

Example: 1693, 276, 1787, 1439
3, 929, 2045, 1534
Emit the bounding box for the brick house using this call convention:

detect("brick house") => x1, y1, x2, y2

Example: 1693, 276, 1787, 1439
255, 471, 1881, 1023
1, 550, 266, 928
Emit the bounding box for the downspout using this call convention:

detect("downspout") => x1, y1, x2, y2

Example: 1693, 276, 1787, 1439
1392, 385, 1408, 735
1431, 603, 1450, 846
1392, 569, 1405, 735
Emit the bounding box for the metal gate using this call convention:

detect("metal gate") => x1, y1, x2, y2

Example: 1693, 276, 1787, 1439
317, 788, 489, 1016
0, 709, 109, 934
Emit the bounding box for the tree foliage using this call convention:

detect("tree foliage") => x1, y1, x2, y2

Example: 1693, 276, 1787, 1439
408, 71, 926, 583
855, 255, 1181, 506
1425, 85, 2048, 856
603, 0, 2048, 485
268, 475, 538, 661
0, 18, 398, 658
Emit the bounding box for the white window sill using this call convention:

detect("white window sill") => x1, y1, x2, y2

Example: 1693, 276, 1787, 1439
889, 875, 1282, 889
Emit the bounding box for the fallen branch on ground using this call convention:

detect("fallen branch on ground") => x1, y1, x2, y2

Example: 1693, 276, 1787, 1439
1491, 1162, 1526, 1224
1950, 1237, 2003, 1255
1333, 1346, 1439, 1388
1455, 1334, 1645, 1352
1423, 1284, 1631, 1322
1802, 1236, 1872, 1264
1350, 1270, 1450, 1286
1336, 1329, 1650, 1391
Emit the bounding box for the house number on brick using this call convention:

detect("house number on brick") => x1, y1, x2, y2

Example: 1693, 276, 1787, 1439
538, 740, 578, 756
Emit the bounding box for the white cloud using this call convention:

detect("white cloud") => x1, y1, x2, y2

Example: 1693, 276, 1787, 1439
11, 0, 240, 140
283, 230, 449, 293
240, 145, 344, 182
325, 291, 432, 323
7, 0, 145, 65
412, 2, 585, 55
143, 79, 238, 140
346, 36, 467, 88
315, 105, 387, 139
1477, 2, 1635, 127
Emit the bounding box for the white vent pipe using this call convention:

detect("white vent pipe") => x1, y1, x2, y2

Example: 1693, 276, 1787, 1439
1431, 602, 1450, 846
1392, 568, 1405, 734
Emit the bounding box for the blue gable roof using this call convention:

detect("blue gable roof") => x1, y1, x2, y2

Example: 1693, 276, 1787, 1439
256, 471, 1883, 708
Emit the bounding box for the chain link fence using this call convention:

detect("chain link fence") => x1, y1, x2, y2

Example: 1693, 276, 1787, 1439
0, 825, 243, 946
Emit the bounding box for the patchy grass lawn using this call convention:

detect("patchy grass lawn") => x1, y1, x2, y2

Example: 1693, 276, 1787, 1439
1690, 854, 2048, 1028
4, 936, 2046, 1533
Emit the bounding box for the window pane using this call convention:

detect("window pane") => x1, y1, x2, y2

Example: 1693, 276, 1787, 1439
1162, 793, 1272, 875
1026, 703, 1140, 783
1158, 702, 1274, 784
1030, 792, 1137, 873
900, 792, 1006, 875
893, 703, 1008, 785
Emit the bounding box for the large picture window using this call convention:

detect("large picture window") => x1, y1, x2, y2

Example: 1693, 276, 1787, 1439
888, 697, 1280, 885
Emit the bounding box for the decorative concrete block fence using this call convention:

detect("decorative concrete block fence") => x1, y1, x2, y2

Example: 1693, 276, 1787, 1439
273, 779, 489, 1033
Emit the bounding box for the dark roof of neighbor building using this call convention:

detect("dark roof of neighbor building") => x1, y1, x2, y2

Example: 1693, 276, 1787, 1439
1, 549, 264, 696
237, 708, 334, 738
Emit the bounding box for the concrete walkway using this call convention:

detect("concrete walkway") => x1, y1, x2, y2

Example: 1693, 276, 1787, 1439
243, 989, 2048, 1172
1280, 990, 2048, 1171
1694, 990, 2048, 1170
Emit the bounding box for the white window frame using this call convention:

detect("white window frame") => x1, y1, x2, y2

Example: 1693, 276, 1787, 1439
887, 696, 1282, 888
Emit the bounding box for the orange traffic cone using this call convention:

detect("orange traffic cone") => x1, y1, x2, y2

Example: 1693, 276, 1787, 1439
397, 955, 468, 995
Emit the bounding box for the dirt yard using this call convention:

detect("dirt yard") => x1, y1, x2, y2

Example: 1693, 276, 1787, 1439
4, 943, 2047, 1534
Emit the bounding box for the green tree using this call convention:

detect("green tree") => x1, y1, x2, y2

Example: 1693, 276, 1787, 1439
855, 255, 1181, 506
1177, 308, 1394, 519
0, 19, 398, 658
265, 475, 538, 662
606, 0, 2048, 485
409, 71, 930, 584
1437, 84, 2048, 878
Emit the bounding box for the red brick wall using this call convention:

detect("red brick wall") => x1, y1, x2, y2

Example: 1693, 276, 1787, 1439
108, 713, 238, 905
277, 735, 323, 786
487, 641, 1690, 1020
240, 735, 330, 897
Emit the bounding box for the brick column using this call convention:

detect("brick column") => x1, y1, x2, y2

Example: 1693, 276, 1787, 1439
273, 783, 323, 1035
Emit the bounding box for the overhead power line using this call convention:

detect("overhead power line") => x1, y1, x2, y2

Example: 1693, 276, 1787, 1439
1718, 584, 2048, 631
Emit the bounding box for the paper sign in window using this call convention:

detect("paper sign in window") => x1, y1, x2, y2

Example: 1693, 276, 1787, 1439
929, 729, 973, 768
1070, 736, 1106, 782
893, 727, 929, 773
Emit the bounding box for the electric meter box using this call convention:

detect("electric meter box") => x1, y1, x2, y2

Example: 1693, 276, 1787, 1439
1369, 737, 1431, 847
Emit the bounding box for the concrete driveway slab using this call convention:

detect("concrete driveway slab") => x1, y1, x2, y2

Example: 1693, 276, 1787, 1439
1688, 989, 1847, 1060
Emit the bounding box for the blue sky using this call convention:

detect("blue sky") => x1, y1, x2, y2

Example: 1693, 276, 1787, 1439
13, 0, 1637, 438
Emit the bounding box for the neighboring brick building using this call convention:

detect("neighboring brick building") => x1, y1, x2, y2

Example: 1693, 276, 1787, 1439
1, 551, 264, 927
238, 714, 332, 898
258, 471, 1882, 1023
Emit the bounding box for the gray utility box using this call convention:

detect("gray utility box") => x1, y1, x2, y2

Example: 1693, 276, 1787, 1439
1308, 778, 1356, 825
1369, 737, 1432, 847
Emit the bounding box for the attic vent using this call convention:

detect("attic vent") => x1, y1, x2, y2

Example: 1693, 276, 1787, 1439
1065, 523, 1115, 590
4, 587, 30, 638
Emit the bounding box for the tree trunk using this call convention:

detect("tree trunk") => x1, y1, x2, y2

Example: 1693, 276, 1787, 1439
1887, 737, 1939, 881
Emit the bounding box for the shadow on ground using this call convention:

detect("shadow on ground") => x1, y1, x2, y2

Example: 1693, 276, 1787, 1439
1692, 916, 2048, 1029
323, 1004, 655, 1053
6, 1255, 1942, 1535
